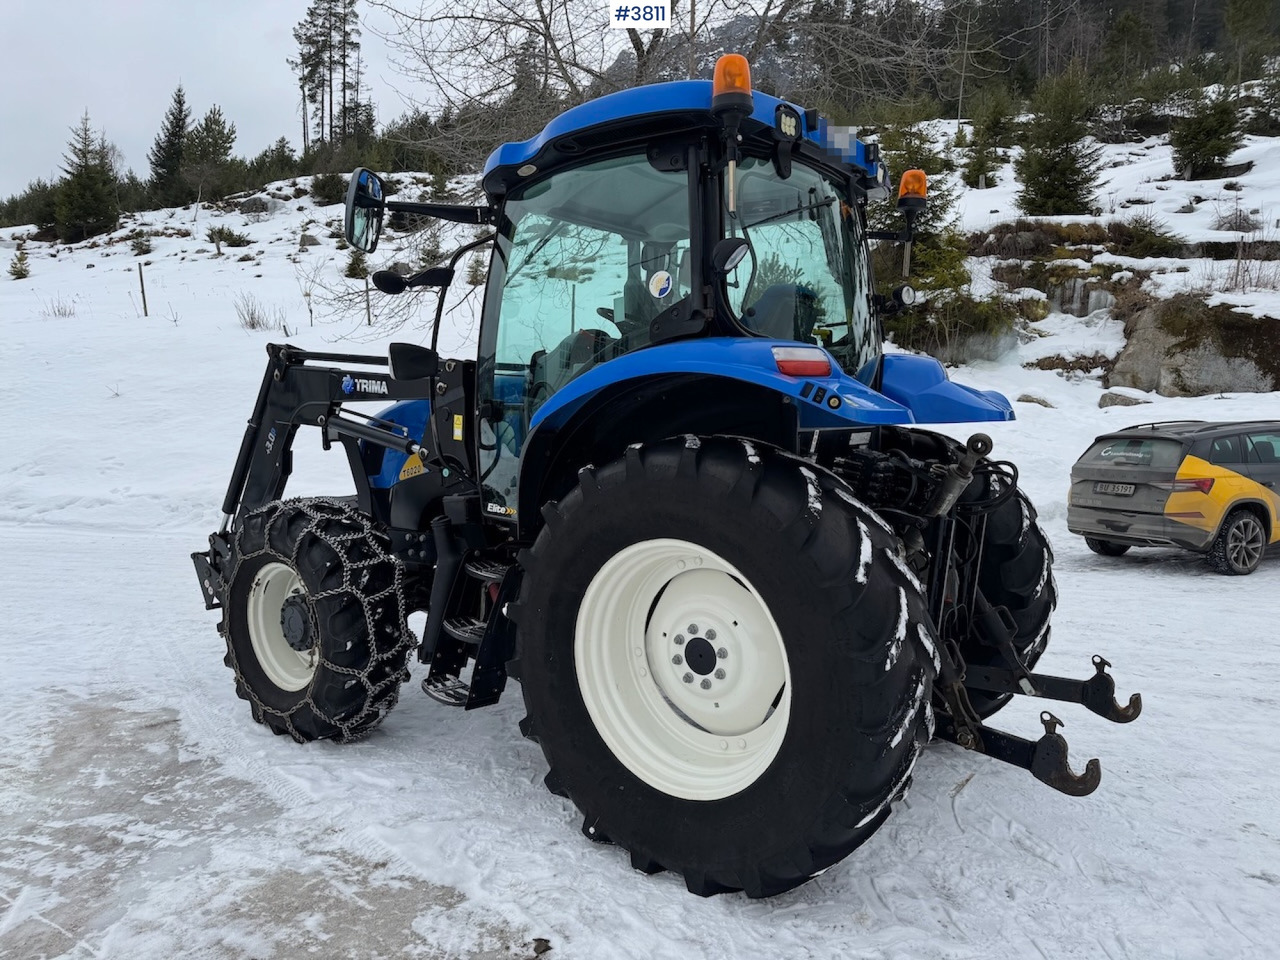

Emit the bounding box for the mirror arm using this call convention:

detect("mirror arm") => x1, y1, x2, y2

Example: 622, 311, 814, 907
384, 200, 496, 225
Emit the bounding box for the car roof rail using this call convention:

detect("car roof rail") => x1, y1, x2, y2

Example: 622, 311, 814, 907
1120, 420, 1208, 431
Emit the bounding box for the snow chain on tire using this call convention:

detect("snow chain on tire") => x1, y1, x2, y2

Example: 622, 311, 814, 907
221, 497, 414, 743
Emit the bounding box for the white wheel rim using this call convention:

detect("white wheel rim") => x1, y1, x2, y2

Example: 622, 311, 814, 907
246, 561, 317, 692
575, 538, 792, 801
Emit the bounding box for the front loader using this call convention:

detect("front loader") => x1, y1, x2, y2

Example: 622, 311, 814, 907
193, 54, 1141, 898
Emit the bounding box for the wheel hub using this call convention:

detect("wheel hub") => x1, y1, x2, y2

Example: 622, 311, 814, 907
683, 634, 717, 676
280, 595, 314, 651
246, 561, 317, 692
575, 539, 792, 801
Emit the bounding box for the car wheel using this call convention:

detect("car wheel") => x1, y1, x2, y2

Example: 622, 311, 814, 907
1208, 509, 1267, 576
1085, 537, 1131, 557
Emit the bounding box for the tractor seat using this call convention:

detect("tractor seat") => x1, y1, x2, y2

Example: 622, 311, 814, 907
742, 284, 822, 343
530, 328, 620, 405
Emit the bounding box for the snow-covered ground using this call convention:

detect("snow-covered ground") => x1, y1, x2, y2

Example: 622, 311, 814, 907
2, 172, 1280, 959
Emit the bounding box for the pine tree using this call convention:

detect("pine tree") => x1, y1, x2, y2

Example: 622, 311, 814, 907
1171, 94, 1241, 180
338, 0, 361, 140
54, 111, 119, 243
183, 106, 237, 204
1014, 69, 1101, 216
8, 244, 30, 280
466, 253, 487, 286
345, 247, 369, 278
291, 0, 365, 147
291, 3, 330, 145
147, 85, 192, 207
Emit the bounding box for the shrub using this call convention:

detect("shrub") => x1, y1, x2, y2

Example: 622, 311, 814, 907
1171, 94, 1241, 180
884, 293, 1019, 362
345, 248, 369, 279
1213, 207, 1263, 233
8, 245, 30, 280
207, 225, 251, 254
130, 235, 152, 256
310, 173, 347, 205
1107, 214, 1185, 258
233, 291, 283, 331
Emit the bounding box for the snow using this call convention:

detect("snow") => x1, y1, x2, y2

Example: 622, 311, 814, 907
3, 177, 1280, 960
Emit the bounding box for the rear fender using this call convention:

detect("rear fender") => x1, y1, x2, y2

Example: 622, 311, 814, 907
517, 373, 800, 539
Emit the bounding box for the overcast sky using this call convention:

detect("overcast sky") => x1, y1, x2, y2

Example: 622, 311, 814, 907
0, 0, 409, 197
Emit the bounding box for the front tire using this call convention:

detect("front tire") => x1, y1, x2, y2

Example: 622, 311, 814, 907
511, 438, 938, 898
222, 498, 414, 742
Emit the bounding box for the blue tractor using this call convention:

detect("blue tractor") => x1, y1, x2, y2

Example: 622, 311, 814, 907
193, 56, 1140, 897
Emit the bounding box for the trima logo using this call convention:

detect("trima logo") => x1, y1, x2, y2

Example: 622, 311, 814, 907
341, 375, 388, 396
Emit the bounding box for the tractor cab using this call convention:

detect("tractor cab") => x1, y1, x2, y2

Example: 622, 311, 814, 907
343, 55, 999, 525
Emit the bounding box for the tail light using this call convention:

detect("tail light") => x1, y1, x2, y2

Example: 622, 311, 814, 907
772, 346, 831, 378
1152, 478, 1215, 494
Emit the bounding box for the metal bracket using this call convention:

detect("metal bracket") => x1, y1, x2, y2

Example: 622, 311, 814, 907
964, 655, 1143, 724
935, 710, 1102, 797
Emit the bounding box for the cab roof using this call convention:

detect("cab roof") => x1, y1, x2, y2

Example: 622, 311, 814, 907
481, 79, 887, 199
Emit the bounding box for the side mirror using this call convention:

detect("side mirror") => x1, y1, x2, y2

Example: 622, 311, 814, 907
344, 167, 385, 253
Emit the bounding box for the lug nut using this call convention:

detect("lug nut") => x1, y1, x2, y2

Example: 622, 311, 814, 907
706, 629, 717, 641
714, 668, 725, 680
700, 679, 712, 690
674, 634, 685, 645
672, 655, 683, 665
683, 673, 694, 684
688, 624, 698, 634
717, 647, 728, 659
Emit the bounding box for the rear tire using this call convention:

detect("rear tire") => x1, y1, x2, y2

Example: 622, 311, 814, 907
221, 498, 414, 742
1208, 509, 1266, 575
1085, 537, 1131, 557
512, 438, 938, 898
958, 478, 1057, 719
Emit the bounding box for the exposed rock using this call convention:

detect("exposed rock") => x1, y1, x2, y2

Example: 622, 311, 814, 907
298, 233, 321, 248
1108, 297, 1278, 396
1099, 391, 1150, 407
1017, 393, 1055, 407
238, 196, 270, 214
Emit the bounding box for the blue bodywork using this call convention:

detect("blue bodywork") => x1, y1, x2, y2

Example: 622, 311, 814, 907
484, 80, 887, 189
531, 340, 1011, 434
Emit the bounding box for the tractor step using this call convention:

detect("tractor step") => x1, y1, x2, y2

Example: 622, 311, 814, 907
464, 557, 511, 583
443, 616, 487, 645
422, 675, 470, 707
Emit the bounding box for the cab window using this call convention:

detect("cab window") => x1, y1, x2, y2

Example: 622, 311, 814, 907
722, 157, 876, 376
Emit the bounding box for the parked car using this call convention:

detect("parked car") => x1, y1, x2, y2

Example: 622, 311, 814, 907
1068, 420, 1280, 575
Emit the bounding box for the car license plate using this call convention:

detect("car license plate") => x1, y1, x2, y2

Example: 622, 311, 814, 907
1094, 481, 1135, 496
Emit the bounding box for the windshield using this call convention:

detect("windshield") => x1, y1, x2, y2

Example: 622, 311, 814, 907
724, 157, 876, 375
